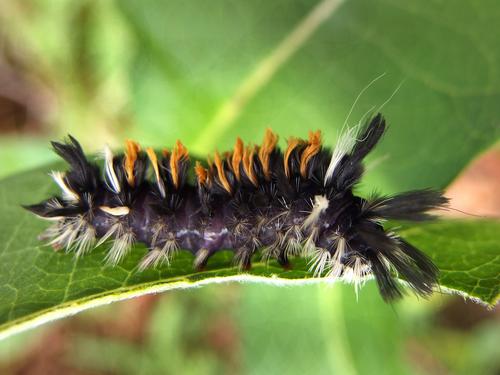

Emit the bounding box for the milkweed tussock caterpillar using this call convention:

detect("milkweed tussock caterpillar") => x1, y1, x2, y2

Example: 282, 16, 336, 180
25, 114, 448, 301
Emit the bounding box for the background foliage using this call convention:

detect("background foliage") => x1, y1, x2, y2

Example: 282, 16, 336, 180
0, 0, 498, 374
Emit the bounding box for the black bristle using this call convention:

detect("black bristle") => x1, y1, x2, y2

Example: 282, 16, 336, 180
333, 115, 386, 192
398, 238, 439, 283
364, 189, 449, 221
356, 221, 437, 297
351, 113, 386, 163
51, 135, 100, 194
366, 250, 404, 301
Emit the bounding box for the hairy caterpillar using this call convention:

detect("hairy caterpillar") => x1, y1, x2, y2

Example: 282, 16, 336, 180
25, 114, 448, 301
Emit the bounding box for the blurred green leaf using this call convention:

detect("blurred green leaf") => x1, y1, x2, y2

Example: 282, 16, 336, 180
239, 283, 414, 375
0, 139, 56, 179
118, 0, 500, 193
0, 165, 498, 341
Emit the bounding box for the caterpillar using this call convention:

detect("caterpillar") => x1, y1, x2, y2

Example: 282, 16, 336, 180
25, 114, 448, 301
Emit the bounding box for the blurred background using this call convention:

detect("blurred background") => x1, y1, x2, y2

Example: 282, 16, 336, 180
0, 0, 498, 374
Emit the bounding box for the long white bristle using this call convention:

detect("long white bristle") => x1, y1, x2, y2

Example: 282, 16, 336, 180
139, 248, 170, 271
327, 236, 346, 278
105, 228, 135, 265
324, 127, 359, 185
308, 247, 331, 277
302, 195, 329, 230
50, 171, 80, 203
103, 145, 121, 194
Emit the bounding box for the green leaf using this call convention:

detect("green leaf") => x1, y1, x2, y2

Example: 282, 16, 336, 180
0, 166, 498, 340
402, 220, 500, 306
